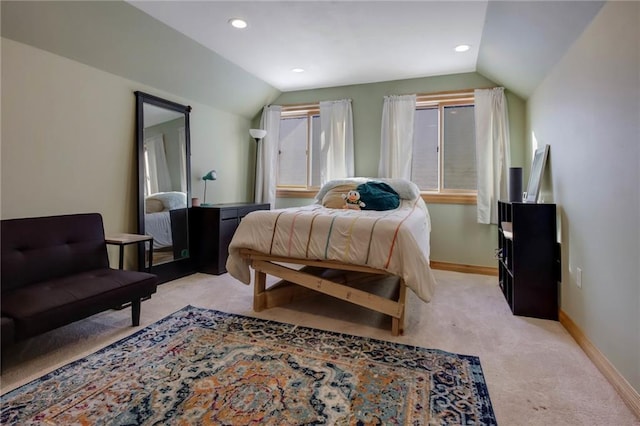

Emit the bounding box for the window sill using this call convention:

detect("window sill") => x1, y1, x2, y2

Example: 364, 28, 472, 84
421, 193, 476, 205
276, 188, 318, 199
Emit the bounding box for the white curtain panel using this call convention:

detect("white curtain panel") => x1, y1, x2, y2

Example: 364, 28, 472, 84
145, 134, 172, 195
255, 105, 282, 206
319, 99, 354, 185
378, 94, 417, 179
475, 87, 511, 224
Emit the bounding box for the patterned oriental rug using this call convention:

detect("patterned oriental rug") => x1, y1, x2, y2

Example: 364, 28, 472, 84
1, 306, 496, 425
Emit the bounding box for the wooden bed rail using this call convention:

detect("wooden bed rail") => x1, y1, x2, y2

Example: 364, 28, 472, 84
239, 249, 407, 335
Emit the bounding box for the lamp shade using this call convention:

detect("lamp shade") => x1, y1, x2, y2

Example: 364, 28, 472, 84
249, 128, 267, 139
202, 170, 217, 181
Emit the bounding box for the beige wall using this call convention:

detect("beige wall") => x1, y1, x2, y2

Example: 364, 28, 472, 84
1, 38, 254, 265
272, 73, 527, 267
0, 1, 278, 118
1, 0, 527, 270
527, 2, 639, 391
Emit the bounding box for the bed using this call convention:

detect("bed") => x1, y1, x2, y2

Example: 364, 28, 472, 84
145, 211, 173, 249
226, 178, 436, 335
144, 191, 187, 250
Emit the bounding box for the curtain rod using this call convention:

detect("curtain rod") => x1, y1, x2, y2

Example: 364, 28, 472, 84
276, 86, 500, 109
280, 98, 352, 111
281, 103, 320, 111
416, 86, 499, 98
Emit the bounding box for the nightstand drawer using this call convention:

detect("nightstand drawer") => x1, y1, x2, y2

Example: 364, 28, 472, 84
220, 208, 238, 220
238, 204, 269, 218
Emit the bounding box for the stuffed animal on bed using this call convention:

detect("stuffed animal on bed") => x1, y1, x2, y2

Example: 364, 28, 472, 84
342, 190, 366, 210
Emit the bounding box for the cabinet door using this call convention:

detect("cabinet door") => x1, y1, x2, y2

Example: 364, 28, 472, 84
217, 217, 238, 273
170, 208, 189, 259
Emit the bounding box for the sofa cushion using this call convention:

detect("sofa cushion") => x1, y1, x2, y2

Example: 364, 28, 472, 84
1, 316, 15, 346
1, 213, 109, 292
1, 268, 157, 339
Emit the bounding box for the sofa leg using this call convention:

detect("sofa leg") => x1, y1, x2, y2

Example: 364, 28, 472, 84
131, 299, 141, 326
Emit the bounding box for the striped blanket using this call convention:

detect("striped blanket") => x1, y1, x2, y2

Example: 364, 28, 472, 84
226, 197, 435, 302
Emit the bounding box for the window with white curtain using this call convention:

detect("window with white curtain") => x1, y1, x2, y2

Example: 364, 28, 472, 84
412, 93, 476, 193
277, 106, 321, 189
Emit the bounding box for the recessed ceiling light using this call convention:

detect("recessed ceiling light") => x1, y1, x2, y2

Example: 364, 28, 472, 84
291, 68, 305, 73
454, 44, 470, 52
229, 18, 247, 29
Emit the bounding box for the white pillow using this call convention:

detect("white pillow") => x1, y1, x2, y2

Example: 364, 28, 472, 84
314, 178, 370, 203
376, 178, 421, 200
147, 191, 187, 210
315, 178, 420, 202
145, 198, 165, 213
321, 183, 358, 209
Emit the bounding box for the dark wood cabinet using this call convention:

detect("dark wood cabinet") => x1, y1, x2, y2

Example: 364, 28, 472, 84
190, 203, 270, 275
498, 201, 559, 320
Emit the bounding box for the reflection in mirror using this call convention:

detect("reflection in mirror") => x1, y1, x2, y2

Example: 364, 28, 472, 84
135, 91, 192, 283
143, 104, 186, 265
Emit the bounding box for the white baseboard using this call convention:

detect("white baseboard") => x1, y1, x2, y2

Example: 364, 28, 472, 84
430, 261, 498, 276
559, 310, 640, 419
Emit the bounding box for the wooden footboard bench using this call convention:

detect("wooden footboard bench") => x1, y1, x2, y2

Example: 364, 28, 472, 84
240, 249, 407, 335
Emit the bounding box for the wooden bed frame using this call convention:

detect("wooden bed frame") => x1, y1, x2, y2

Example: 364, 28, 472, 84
239, 248, 407, 335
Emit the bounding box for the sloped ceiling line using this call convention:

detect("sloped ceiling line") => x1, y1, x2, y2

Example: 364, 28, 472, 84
2, 0, 604, 116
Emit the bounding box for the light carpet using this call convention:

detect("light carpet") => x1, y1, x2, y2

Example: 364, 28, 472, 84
1, 270, 638, 425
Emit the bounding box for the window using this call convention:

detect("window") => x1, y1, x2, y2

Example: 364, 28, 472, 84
277, 106, 320, 191
412, 93, 476, 197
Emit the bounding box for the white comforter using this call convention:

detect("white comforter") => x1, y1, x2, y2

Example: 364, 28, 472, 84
145, 211, 172, 249
226, 196, 435, 302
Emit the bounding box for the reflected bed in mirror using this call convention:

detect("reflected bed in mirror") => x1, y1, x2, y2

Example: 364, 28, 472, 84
145, 191, 188, 264
135, 91, 193, 283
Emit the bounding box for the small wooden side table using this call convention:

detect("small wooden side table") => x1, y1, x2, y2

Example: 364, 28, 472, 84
106, 233, 154, 272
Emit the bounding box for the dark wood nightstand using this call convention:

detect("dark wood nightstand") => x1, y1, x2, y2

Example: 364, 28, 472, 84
189, 203, 270, 275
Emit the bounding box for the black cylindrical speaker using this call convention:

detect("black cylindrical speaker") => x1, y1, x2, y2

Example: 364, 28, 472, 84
509, 167, 523, 202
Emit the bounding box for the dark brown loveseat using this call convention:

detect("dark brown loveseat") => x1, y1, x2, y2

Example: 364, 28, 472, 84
1, 213, 158, 347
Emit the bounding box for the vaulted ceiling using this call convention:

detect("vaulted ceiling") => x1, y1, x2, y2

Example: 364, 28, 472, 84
129, 1, 605, 98
2, 1, 605, 118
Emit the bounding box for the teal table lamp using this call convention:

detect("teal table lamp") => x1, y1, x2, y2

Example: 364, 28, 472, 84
202, 169, 217, 206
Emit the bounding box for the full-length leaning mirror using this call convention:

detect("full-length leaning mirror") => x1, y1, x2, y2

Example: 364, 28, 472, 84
135, 91, 193, 283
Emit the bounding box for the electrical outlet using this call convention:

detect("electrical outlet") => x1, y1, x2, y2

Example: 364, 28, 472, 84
576, 267, 582, 288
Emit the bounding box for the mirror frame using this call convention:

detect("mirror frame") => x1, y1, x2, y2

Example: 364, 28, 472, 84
135, 91, 193, 283
524, 144, 549, 203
